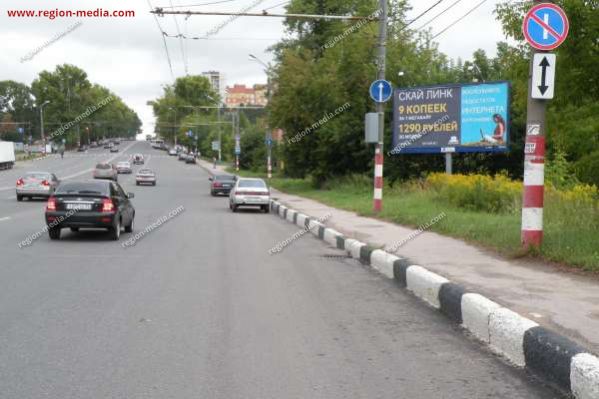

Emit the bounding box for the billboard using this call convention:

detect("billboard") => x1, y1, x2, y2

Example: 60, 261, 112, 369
391, 81, 510, 154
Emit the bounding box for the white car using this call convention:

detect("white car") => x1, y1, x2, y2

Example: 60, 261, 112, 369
229, 178, 270, 213
116, 161, 132, 174
168, 148, 177, 156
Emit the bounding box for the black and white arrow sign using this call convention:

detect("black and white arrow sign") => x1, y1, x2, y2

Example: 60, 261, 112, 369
532, 53, 556, 100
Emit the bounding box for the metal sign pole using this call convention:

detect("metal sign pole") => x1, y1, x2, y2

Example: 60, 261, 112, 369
373, 0, 387, 213
445, 153, 453, 175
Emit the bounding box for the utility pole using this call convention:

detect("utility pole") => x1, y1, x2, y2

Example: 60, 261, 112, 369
373, 0, 388, 212
249, 54, 273, 180
40, 101, 50, 153
217, 106, 222, 162
520, 0, 568, 249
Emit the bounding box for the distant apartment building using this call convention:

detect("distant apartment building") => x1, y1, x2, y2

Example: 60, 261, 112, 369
201, 71, 226, 101
225, 84, 268, 107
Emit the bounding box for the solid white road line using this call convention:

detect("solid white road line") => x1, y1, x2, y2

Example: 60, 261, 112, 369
0, 216, 11, 222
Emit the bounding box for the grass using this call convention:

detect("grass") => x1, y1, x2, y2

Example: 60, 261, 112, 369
227, 166, 599, 272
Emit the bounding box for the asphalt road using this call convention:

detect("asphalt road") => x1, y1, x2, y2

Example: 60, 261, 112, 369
0, 141, 562, 398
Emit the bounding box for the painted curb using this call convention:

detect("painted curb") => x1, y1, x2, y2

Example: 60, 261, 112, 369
267, 200, 599, 397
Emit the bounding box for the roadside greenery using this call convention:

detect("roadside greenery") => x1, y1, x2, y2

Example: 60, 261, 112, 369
246, 170, 599, 271
0, 64, 140, 146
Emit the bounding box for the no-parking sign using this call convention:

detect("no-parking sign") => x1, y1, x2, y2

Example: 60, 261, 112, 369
522, 3, 569, 51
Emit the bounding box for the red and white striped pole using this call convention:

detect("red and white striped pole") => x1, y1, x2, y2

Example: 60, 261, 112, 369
521, 134, 545, 247
373, 144, 383, 212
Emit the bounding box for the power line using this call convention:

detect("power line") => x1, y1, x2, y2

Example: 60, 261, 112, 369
398, 0, 446, 32
147, 0, 175, 80
162, 31, 278, 40
151, 8, 379, 21
169, 0, 188, 75
262, 0, 290, 12
432, 0, 489, 39
415, 0, 465, 31
160, 0, 240, 8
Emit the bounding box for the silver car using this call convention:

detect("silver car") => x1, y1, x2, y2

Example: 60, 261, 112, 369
116, 161, 132, 174
229, 178, 270, 213
16, 172, 60, 201
135, 169, 157, 186
93, 163, 118, 181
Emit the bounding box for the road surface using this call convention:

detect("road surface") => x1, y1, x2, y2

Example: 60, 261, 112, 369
0, 141, 561, 398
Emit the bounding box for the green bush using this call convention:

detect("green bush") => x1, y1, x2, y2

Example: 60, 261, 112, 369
575, 150, 599, 187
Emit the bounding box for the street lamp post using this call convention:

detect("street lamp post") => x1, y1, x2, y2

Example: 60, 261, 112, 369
249, 54, 273, 179
40, 100, 51, 152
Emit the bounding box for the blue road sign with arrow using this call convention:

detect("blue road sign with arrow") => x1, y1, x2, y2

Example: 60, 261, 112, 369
370, 80, 393, 103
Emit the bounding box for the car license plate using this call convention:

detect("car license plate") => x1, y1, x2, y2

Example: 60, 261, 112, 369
66, 203, 92, 211
223, 184, 231, 187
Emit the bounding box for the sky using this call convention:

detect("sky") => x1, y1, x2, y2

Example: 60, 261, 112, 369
0, 0, 508, 138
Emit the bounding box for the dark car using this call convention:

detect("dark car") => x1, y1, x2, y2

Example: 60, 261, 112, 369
209, 174, 236, 196
132, 154, 144, 165
45, 180, 135, 241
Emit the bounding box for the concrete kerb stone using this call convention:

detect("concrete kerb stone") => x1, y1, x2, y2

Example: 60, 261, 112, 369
439, 283, 466, 324
286, 209, 296, 223
345, 239, 366, 260
336, 235, 345, 250
359, 245, 374, 265
523, 326, 585, 392
393, 258, 412, 287
323, 228, 342, 247
370, 249, 398, 279
405, 265, 449, 309
461, 293, 501, 343
571, 353, 599, 399
265, 200, 599, 397
296, 213, 308, 228
489, 307, 539, 367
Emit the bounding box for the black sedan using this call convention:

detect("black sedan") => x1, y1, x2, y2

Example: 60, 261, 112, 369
45, 180, 135, 241
209, 174, 236, 196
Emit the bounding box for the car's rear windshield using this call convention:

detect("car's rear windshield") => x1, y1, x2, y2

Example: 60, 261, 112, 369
24, 172, 49, 179
239, 180, 266, 188
215, 175, 234, 181
56, 182, 108, 195
95, 164, 112, 169
138, 169, 153, 174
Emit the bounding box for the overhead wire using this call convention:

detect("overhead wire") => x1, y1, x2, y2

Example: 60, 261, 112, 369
431, 0, 489, 39
414, 0, 465, 31
147, 0, 175, 80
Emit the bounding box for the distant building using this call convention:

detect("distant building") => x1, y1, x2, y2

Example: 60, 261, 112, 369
225, 84, 268, 107
201, 71, 226, 101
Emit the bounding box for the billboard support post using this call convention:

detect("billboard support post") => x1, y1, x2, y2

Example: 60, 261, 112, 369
445, 153, 453, 175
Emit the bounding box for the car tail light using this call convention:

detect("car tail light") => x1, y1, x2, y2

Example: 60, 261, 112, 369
101, 198, 114, 212
46, 197, 57, 211
41, 180, 50, 186
16, 178, 24, 187
213, 182, 222, 188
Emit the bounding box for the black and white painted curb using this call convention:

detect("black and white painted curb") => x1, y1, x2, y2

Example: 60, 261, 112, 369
269, 199, 599, 398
